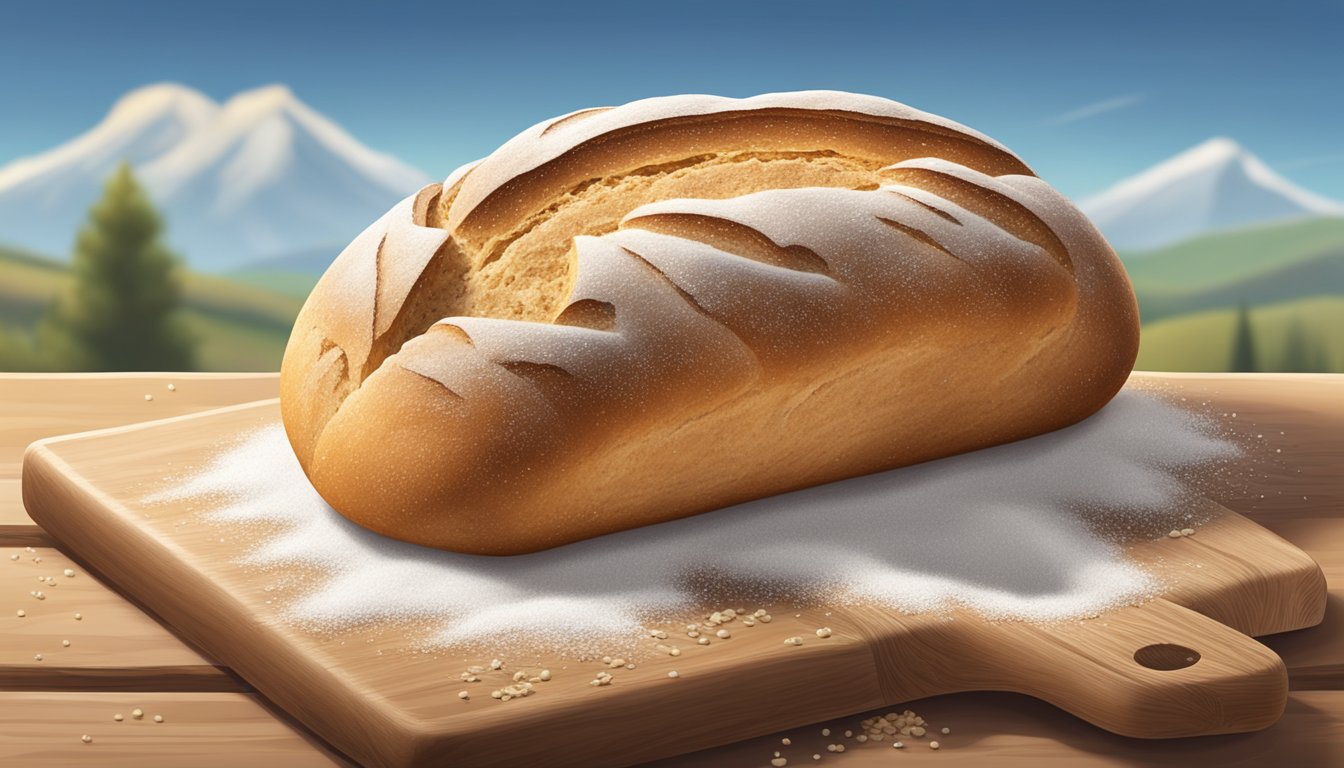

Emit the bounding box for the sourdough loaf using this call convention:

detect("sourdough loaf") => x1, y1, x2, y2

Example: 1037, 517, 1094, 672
280, 91, 1139, 555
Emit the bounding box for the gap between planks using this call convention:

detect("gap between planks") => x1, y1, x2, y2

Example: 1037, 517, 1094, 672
2, 546, 244, 692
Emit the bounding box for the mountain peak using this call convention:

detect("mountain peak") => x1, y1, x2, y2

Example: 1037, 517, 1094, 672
105, 83, 219, 127
0, 82, 430, 270
1081, 138, 1344, 252
1190, 136, 1243, 158
224, 84, 300, 116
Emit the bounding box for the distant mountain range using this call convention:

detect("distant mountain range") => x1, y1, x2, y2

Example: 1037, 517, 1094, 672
2, 84, 1342, 273
0, 83, 429, 272
1081, 137, 1344, 252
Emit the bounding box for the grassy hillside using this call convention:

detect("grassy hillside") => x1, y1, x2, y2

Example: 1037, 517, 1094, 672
1117, 218, 1344, 369
1134, 247, 1344, 323
1137, 296, 1344, 373
1121, 216, 1344, 293
227, 269, 320, 300
0, 245, 301, 371
6, 215, 1343, 374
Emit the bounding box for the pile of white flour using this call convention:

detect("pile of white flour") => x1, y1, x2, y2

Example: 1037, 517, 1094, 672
145, 390, 1237, 651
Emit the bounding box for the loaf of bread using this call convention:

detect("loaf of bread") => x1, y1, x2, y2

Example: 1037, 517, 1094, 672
280, 91, 1139, 555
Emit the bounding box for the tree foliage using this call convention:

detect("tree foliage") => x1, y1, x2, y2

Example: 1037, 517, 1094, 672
1228, 301, 1257, 373
1277, 316, 1333, 373
40, 163, 195, 371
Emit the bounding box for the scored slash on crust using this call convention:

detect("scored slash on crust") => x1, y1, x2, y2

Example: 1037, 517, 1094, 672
279, 91, 1134, 554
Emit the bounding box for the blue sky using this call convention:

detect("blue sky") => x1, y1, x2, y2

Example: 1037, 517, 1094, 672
1, 0, 1340, 200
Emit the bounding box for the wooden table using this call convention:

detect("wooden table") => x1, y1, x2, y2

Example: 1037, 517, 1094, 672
2, 372, 1341, 767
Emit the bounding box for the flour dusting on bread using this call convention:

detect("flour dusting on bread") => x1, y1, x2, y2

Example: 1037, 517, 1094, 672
280, 90, 1139, 554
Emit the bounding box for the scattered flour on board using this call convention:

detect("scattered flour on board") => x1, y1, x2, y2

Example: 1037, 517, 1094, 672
144, 390, 1238, 652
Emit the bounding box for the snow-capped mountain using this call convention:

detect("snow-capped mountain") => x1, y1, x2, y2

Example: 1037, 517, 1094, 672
0, 83, 430, 271
1081, 137, 1344, 252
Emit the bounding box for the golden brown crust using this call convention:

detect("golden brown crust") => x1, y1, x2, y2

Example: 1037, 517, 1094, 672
280, 91, 1138, 555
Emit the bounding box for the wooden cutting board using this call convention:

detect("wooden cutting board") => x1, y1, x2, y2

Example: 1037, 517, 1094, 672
21, 400, 1327, 768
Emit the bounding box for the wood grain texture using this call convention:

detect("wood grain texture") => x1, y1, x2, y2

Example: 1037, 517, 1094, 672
3, 372, 1340, 767
0, 373, 278, 535
648, 690, 1344, 767
1128, 373, 1344, 691
1, 547, 240, 691
19, 387, 1328, 767
6, 690, 1338, 768
855, 596, 1289, 739
0, 692, 351, 767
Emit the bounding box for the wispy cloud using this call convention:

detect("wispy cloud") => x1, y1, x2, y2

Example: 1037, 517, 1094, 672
1280, 152, 1344, 170
1041, 94, 1145, 126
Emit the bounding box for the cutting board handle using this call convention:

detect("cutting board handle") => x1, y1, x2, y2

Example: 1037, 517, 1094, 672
964, 597, 1289, 738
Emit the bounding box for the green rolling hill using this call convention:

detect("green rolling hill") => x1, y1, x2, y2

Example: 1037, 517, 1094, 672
1118, 217, 1344, 372
1120, 216, 1344, 293
5, 214, 1343, 374
1133, 247, 1344, 323
1136, 296, 1344, 372
0, 245, 302, 371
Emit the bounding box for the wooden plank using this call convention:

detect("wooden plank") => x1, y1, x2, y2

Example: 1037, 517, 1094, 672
19, 394, 1326, 767
647, 690, 1344, 767
3, 689, 1341, 767
0, 374, 273, 689
0, 372, 278, 538
0, 692, 351, 767
1, 373, 1340, 767
1, 546, 243, 691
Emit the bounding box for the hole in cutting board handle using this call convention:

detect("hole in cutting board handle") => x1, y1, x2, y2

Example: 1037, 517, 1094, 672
1133, 643, 1201, 670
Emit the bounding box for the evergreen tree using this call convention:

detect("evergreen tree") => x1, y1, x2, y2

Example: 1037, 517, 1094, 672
1228, 302, 1257, 373
40, 163, 195, 371
1311, 339, 1335, 373
1278, 316, 1337, 373
1279, 317, 1310, 372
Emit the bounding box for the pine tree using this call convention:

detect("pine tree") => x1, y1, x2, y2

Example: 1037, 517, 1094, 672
1278, 316, 1337, 373
40, 163, 195, 371
1228, 302, 1257, 373
1278, 317, 1310, 372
